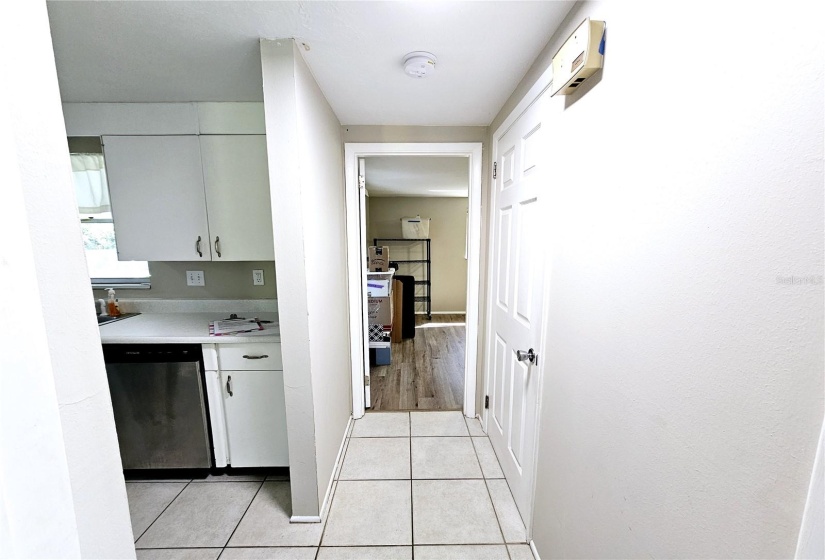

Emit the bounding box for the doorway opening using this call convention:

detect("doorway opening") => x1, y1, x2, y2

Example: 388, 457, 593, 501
344, 143, 483, 419
365, 156, 468, 410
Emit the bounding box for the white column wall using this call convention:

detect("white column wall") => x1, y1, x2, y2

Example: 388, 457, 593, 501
1, 1, 135, 558
0, 84, 82, 560
260, 38, 351, 517
260, 38, 320, 518
291, 43, 352, 510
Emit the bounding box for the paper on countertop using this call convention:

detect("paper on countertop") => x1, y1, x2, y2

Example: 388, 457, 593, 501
209, 319, 263, 336
238, 321, 279, 336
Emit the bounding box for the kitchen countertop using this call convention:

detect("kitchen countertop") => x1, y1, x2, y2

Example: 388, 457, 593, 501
98, 312, 280, 344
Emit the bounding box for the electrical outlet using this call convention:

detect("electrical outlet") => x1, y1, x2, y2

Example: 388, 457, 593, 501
252, 269, 265, 286
186, 270, 205, 286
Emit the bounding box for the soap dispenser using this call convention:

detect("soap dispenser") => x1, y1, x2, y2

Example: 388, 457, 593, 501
107, 288, 121, 317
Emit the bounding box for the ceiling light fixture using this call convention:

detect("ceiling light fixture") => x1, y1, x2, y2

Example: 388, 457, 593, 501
403, 51, 437, 78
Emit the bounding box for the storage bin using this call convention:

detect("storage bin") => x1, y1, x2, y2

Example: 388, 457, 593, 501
401, 216, 430, 239
370, 347, 391, 366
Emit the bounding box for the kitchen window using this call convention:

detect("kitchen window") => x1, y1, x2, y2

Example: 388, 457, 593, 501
69, 138, 150, 288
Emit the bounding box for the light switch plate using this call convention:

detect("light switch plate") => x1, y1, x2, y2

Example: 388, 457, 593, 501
252, 269, 265, 286
187, 270, 205, 286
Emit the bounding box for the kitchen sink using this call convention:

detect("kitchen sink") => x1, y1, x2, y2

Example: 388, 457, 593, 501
97, 313, 140, 326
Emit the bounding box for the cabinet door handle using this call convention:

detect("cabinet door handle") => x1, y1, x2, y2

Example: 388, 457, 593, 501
196, 236, 203, 257
242, 354, 269, 360
214, 236, 222, 258
226, 375, 233, 397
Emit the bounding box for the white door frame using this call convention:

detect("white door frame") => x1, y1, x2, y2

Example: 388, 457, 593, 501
345, 142, 483, 419
482, 64, 554, 540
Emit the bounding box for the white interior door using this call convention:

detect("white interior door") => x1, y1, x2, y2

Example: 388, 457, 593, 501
485, 91, 548, 525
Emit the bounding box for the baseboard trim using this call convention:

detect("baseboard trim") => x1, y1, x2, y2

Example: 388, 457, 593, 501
290, 515, 321, 523
530, 539, 541, 560
317, 415, 353, 521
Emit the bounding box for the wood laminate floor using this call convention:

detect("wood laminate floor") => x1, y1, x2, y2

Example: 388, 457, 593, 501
369, 314, 465, 411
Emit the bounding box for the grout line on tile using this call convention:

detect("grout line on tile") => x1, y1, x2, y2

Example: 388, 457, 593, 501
410, 435, 471, 438
336, 476, 486, 482
349, 435, 415, 438
409, 431, 415, 560
221, 479, 266, 548
222, 545, 318, 549
315, 545, 414, 548
133, 479, 192, 544
470, 436, 490, 480
469, 437, 511, 559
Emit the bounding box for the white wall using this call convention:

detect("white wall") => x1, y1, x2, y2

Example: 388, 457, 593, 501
260, 39, 351, 517
0, 1, 135, 557
368, 196, 469, 313
489, 2, 824, 557
0, 74, 82, 560
293, 39, 352, 512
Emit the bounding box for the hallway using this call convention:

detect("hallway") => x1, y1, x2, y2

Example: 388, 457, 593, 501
370, 315, 466, 411
126, 411, 533, 559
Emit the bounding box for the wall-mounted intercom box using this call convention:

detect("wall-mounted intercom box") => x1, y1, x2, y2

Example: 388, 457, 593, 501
551, 18, 606, 96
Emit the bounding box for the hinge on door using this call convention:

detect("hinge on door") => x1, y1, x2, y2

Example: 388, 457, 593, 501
493, 162, 497, 179
485, 395, 489, 409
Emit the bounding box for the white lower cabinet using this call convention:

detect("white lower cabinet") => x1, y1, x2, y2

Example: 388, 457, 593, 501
203, 342, 288, 468
220, 369, 289, 467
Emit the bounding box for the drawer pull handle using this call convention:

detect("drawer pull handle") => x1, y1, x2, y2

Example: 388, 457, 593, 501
242, 354, 269, 360
226, 375, 233, 397
196, 236, 203, 257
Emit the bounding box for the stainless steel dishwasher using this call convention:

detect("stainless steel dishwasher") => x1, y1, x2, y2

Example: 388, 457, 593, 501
103, 344, 212, 469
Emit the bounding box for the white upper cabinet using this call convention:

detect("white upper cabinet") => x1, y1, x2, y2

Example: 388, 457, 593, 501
102, 133, 274, 262
200, 135, 274, 261
103, 135, 212, 261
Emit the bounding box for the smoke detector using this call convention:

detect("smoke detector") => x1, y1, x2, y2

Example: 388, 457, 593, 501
403, 51, 437, 78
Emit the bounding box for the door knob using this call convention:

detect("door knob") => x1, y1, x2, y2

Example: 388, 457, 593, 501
515, 348, 537, 364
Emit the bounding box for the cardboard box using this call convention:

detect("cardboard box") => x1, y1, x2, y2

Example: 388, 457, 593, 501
367, 296, 392, 326
368, 246, 390, 272
366, 279, 391, 297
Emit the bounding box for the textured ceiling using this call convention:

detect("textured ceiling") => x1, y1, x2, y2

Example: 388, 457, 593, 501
365, 156, 468, 198
46, 1, 574, 126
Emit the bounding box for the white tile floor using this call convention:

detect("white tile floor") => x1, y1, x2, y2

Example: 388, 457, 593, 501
127, 411, 534, 560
